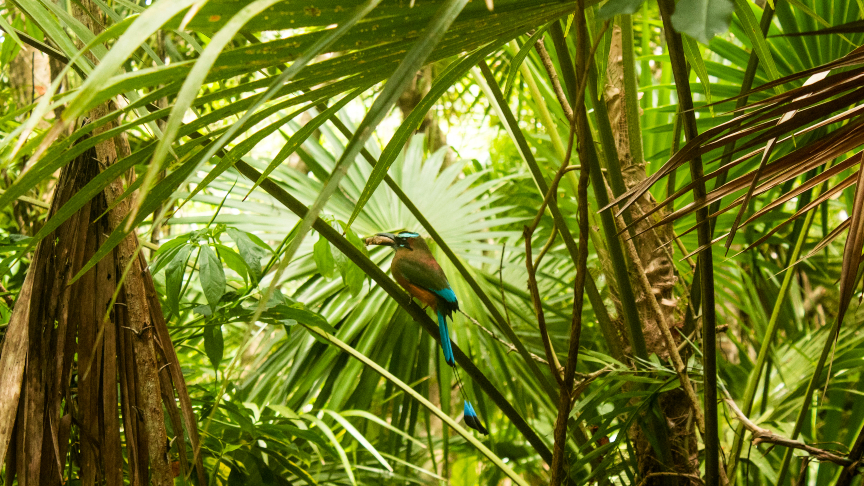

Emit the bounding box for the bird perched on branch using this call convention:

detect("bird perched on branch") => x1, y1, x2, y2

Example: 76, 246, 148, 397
370, 231, 488, 435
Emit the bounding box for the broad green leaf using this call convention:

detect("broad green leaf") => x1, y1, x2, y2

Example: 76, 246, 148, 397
333, 224, 367, 297
264, 304, 335, 334
342, 224, 368, 257
203, 323, 224, 372
151, 233, 191, 265
226, 228, 267, 285
598, 0, 647, 18
341, 258, 366, 297
199, 244, 226, 312
165, 245, 193, 316
313, 233, 336, 279
670, 0, 735, 44
215, 243, 249, 284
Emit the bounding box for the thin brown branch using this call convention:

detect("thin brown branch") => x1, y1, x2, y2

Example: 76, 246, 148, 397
572, 366, 612, 399
524, 227, 564, 385
527, 162, 573, 236
523, 75, 583, 390
550, 9, 589, 484
533, 225, 558, 269
527, 21, 608, 237
722, 390, 852, 467
573, 20, 610, 112
535, 38, 574, 122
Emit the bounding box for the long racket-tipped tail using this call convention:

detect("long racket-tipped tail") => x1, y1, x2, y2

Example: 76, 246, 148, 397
436, 308, 487, 434
453, 366, 488, 435
463, 400, 488, 435
437, 309, 455, 367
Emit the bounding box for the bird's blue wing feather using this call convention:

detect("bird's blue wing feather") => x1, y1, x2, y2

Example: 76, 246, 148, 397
431, 287, 457, 303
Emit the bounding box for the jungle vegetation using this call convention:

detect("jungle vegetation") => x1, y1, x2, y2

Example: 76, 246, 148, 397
0, 0, 863, 485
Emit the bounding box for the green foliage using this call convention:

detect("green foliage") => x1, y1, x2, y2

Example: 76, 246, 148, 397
670, 0, 736, 44
2, 0, 864, 484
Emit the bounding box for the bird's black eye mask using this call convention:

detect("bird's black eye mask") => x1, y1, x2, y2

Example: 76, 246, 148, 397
395, 232, 419, 250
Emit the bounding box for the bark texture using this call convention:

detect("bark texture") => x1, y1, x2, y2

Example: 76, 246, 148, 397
605, 25, 697, 485
0, 134, 205, 485
0, 3, 205, 484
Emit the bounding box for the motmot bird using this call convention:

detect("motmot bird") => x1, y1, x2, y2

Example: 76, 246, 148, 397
376, 231, 488, 435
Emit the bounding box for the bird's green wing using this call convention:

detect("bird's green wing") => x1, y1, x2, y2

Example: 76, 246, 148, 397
394, 256, 451, 294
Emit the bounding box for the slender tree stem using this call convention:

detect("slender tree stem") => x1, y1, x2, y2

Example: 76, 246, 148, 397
525, 113, 580, 387
535, 38, 574, 122
550, 10, 591, 481
657, 2, 720, 485
524, 230, 564, 385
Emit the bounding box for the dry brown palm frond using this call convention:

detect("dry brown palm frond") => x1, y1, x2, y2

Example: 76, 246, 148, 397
604, 45, 864, 325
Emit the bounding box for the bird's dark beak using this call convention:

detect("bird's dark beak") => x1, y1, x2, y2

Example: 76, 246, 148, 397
366, 232, 396, 247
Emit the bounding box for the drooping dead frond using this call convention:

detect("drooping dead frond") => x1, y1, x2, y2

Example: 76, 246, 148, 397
605, 46, 864, 325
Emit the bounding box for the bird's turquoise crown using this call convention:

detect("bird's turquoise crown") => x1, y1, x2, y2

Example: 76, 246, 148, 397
397, 232, 420, 238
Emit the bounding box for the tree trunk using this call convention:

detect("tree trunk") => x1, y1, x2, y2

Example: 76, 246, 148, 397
0, 3, 206, 484
605, 24, 698, 485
